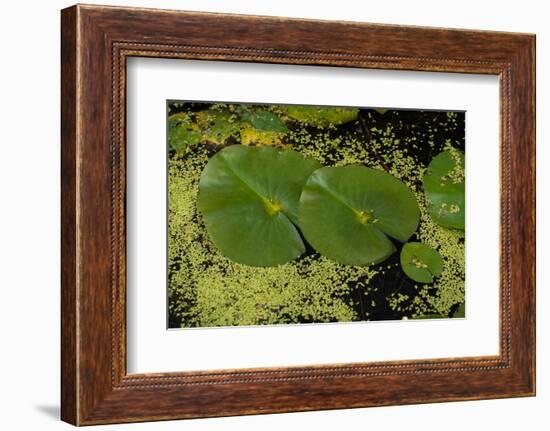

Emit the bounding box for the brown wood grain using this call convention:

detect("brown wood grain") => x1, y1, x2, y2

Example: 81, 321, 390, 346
60, 4, 536, 425
60, 5, 78, 425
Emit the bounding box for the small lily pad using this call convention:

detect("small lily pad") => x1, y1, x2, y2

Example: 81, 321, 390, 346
423, 149, 465, 229
198, 145, 321, 267
400, 242, 444, 283
299, 166, 420, 266
281, 105, 359, 127
196, 109, 243, 145
168, 113, 201, 154
239, 107, 288, 132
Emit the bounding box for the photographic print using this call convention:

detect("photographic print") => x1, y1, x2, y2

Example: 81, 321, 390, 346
167, 102, 465, 328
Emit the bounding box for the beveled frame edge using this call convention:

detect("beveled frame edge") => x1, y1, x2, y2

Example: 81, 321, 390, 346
61, 4, 535, 426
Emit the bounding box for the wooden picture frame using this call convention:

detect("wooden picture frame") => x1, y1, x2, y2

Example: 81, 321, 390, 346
61, 4, 535, 425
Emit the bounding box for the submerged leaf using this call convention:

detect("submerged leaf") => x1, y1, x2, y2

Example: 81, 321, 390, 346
196, 109, 243, 145
168, 113, 201, 154
281, 105, 359, 127
400, 242, 444, 283
198, 145, 321, 267
240, 108, 288, 132
423, 149, 465, 230
299, 166, 420, 266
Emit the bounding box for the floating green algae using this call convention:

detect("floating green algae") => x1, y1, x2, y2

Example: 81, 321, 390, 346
168, 104, 466, 327
168, 146, 380, 327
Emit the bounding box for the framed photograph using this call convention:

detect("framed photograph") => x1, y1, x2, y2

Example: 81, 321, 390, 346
61, 4, 535, 425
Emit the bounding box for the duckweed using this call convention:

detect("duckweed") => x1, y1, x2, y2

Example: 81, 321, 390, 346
168, 103, 465, 327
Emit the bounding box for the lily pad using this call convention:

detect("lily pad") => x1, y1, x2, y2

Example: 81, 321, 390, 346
239, 107, 288, 132
423, 149, 465, 229
198, 145, 321, 267
281, 105, 359, 127
196, 109, 243, 145
168, 113, 201, 154
299, 166, 420, 265
400, 242, 444, 283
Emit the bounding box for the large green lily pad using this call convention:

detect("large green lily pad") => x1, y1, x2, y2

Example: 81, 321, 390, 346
299, 166, 420, 266
400, 242, 444, 283
197, 145, 321, 267
423, 149, 465, 230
